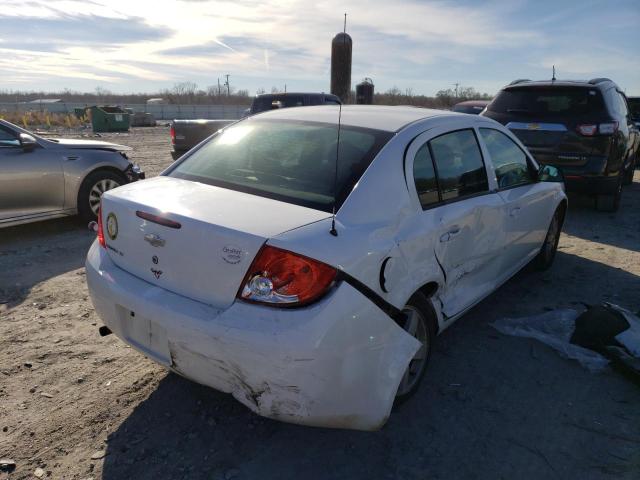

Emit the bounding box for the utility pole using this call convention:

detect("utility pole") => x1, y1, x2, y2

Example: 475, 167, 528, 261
453, 82, 460, 98
224, 74, 230, 96
217, 78, 221, 96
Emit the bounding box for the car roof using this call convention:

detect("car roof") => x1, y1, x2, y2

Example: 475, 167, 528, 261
504, 79, 616, 90
247, 105, 457, 132
255, 92, 337, 98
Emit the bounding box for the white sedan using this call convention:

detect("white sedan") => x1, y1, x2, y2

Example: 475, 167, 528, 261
86, 106, 567, 431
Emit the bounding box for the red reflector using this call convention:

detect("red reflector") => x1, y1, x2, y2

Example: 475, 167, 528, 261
170, 124, 176, 145
564, 175, 583, 180
136, 211, 182, 229
97, 206, 106, 248
577, 124, 597, 136
238, 245, 337, 307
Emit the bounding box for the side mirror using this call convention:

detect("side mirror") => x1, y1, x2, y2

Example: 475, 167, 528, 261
19, 133, 37, 152
539, 164, 564, 183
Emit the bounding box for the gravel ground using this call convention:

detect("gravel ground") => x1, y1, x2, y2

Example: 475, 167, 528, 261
1, 126, 639, 480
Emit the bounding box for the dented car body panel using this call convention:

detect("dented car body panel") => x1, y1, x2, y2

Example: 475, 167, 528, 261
86, 243, 420, 430
86, 106, 566, 429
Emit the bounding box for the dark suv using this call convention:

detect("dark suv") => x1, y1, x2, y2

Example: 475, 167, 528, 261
629, 97, 640, 127
482, 78, 639, 211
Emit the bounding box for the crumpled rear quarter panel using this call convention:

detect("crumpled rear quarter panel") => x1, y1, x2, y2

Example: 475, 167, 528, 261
86, 243, 420, 431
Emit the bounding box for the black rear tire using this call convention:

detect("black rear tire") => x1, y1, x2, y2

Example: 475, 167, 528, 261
595, 177, 622, 212
77, 170, 126, 223
394, 292, 437, 404
622, 157, 636, 186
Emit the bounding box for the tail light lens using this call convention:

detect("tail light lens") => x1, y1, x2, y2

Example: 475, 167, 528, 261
577, 124, 597, 136
599, 122, 618, 135
577, 122, 619, 136
97, 206, 106, 248
238, 245, 337, 307
170, 124, 176, 145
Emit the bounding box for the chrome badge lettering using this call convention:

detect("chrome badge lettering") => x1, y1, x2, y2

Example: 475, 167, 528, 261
222, 245, 243, 264
144, 233, 165, 247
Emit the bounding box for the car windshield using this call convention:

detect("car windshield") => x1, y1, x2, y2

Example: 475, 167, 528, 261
488, 87, 605, 116
628, 98, 640, 120
167, 119, 393, 212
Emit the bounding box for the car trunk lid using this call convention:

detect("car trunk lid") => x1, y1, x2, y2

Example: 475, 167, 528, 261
99, 176, 330, 308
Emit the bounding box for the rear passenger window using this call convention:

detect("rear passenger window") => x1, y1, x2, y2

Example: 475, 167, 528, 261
479, 128, 533, 189
429, 130, 488, 201
413, 144, 439, 207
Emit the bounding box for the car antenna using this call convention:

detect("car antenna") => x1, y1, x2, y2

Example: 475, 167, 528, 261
330, 12, 347, 237
552, 65, 556, 82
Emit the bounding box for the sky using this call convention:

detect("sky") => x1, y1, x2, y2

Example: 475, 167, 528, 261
1, 0, 638, 96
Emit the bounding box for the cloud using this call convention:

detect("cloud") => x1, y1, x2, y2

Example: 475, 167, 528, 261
0, 14, 171, 46
0, 0, 637, 95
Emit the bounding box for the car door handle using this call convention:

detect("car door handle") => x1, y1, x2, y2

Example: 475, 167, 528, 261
440, 226, 461, 243
66, 155, 79, 161
509, 207, 521, 217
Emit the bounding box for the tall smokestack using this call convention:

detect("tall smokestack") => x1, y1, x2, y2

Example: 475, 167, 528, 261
331, 32, 352, 103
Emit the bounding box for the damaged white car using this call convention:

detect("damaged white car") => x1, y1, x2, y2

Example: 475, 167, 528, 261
86, 106, 567, 430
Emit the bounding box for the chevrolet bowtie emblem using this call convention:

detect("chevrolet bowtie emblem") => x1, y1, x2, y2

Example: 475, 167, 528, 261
144, 233, 165, 247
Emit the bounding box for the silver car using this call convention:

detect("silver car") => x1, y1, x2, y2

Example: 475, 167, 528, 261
0, 119, 144, 228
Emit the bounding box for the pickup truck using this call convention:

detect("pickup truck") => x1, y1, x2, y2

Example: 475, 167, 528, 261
170, 92, 341, 159
170, 119, 234, 160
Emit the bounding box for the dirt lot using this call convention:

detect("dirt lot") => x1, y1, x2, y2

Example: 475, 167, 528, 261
1, 126, 639, 480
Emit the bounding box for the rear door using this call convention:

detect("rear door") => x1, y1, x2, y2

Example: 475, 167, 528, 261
0, 126, 65, 222
405, 127, 506, 318
478, 128, 554, 275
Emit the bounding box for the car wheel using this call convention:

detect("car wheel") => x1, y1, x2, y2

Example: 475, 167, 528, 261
534, 207, 562, 271
394, 293, 436, 403
595, 177, 622, 212
77, 170, 125, 223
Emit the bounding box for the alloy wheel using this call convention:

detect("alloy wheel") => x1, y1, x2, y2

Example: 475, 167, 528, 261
89, 179, 121, 215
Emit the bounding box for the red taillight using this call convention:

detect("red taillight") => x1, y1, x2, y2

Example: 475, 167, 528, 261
577, 122, 619, 136
238, 245, 337, 307
577, 124, 597, 136
170, 124, 176, 145
97, 206, 106, 248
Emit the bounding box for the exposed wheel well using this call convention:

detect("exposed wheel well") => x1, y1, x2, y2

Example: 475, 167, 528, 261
418, 281, 439, 299
83, 166, 128, 184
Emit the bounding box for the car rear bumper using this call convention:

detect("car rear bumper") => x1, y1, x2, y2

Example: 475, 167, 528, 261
85, 242, 419, 431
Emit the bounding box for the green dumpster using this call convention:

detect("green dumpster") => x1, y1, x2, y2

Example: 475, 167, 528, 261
89, 105, 131, 133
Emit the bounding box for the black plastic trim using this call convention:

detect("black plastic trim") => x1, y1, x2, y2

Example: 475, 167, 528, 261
337, 271, 406, 325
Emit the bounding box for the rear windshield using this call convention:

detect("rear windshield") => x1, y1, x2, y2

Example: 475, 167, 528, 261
628, 98, 640, 119
166, 119, 393, 212
488, 87, 605, 116
452, 105, 485, 114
